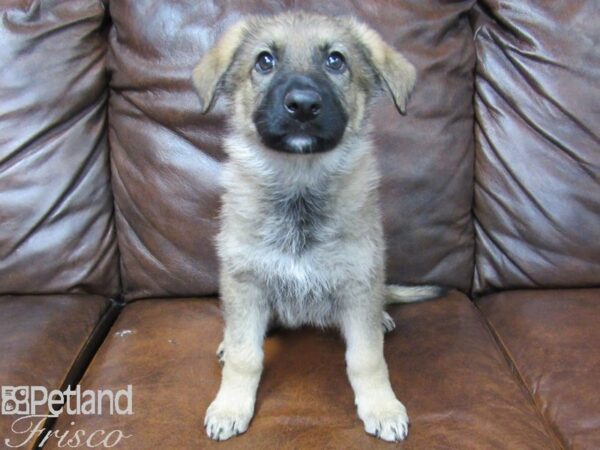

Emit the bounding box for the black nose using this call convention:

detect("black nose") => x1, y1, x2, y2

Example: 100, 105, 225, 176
284, 89, 322, 122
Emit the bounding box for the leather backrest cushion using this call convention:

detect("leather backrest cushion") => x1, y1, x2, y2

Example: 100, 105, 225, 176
109, 0, 476, 300
0, 0, 120, 297
473, 1, 600, 295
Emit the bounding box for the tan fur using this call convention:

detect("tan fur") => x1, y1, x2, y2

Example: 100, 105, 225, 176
348, 19, 416, 114
191, 13, 435, 443
192, 20, 248, 113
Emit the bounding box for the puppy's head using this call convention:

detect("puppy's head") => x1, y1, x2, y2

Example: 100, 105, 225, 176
193, 13, 416, 155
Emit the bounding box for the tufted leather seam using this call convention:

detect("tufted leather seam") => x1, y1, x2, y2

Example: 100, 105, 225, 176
476, 302, 567, 450
31, 298, 123, 449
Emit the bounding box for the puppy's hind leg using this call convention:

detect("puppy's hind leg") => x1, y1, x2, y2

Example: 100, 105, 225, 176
205, 278, 269, 441
216, 340, 225, 366
340, 296, 409, 442
381, 311, 396, 333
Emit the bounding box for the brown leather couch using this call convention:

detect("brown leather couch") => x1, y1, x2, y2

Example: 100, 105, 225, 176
1, 1, 598, 449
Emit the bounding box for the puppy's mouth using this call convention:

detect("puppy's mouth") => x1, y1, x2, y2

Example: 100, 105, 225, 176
260, 132, 333, 155
252, 73, 348, 155
281, 134, 317, 154
255, 120, 346, 155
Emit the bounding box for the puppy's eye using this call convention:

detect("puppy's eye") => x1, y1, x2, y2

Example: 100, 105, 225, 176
326, 51, 346, 72
255, 51, 275, 73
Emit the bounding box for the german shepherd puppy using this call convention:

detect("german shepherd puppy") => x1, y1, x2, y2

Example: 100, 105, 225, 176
192, 12, 442, 442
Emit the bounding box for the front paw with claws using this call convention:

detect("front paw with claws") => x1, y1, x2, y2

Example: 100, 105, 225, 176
204, 395, 254, 441
357, 397, 410, 442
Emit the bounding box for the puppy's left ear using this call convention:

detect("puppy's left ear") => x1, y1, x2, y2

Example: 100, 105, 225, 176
351, 20, 417, 115
192, 19, 248, 113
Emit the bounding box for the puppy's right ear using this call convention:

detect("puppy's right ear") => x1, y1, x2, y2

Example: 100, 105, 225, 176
192, 20, 247, 114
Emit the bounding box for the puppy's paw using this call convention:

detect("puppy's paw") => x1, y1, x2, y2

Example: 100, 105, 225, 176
204, 396, 254, 441
216, 341, 225, 366
358, 398, 409, 442
381, 311, 396, 334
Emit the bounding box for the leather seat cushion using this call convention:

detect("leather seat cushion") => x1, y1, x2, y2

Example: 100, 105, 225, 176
0, 295, 111, 449
477, 289, 600, 449
46, 291, 556, 449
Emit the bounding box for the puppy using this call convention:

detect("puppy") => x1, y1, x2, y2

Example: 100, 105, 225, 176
192, 12, 443, 442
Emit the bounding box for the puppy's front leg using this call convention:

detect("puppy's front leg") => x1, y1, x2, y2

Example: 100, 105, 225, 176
204, 279, 269, 441
341, 303, 409, 442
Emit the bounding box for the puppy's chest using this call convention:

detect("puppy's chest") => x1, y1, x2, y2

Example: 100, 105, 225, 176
260, 187, 331, 255
256, 188, 339, 326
